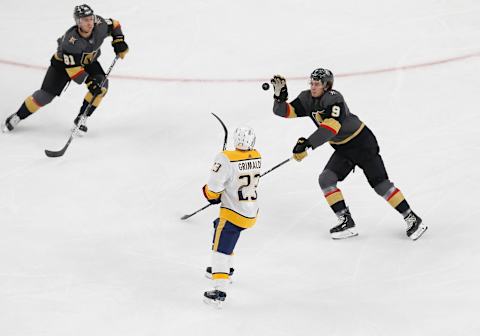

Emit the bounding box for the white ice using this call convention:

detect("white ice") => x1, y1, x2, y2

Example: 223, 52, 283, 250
1, 0, 480, 335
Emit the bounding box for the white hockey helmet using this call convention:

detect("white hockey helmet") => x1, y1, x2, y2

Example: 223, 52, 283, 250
233, 126, 256, 151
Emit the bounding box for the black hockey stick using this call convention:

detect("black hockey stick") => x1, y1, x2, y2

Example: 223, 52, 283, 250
260, 157, 291, 177
180, 156, 292, 220
211, 112, 228, 150
180, 203, 212, 220
44, 56, 120, 158
180, 113, 228, 219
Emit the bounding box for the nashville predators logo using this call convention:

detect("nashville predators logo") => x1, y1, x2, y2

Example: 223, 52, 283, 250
81, 50, 98, 65
312, 110, 325, 125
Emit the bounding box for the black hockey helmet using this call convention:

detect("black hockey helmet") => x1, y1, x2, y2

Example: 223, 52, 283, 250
73, 4, 95, 24
310, 68, 334, 90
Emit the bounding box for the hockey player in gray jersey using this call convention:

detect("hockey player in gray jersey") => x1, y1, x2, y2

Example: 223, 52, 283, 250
271, 69, 427, 240
2, 4, 128, 135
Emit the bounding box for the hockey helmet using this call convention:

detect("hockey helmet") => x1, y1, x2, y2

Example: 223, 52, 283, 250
310, 68, 334, 90
234, 126, 256, 151
73, 4, 95, 24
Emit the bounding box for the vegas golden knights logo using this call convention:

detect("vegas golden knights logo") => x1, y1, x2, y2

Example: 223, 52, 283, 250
312, 111, 324, 125
81, 50, 99, 65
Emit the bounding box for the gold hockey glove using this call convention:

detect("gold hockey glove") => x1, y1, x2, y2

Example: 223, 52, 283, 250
292, 137, 311, 161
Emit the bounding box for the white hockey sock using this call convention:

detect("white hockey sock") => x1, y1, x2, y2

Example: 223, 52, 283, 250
211, 251, 230, 292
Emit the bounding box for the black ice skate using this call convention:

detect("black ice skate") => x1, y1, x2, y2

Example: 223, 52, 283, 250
2, 113, 21, 132
404, 211, 427, 241
203, 289, 226, 308
205, 266, 234, 280
330, 209, 358, 239
73, 116, 88, 136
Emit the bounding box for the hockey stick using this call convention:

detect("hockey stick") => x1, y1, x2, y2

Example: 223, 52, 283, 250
180, 203, 212, 220
180, 157, 292, 220
260, 157, 291, 177
44, 55, 120, 158
180, 113, 228, 220
211, 112, 228, 150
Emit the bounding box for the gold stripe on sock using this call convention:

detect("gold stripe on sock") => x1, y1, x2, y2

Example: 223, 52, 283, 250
387, 189, 405, 208
24, 96, 41, 113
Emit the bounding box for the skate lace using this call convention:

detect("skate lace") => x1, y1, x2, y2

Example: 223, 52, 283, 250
404, 213, 416, 229
337, 215, 347, 226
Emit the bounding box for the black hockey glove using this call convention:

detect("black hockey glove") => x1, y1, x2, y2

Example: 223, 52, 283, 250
292, 137, 311, 162
112, 35, 129, 59
86, 74, 106, 96
270, 75, 288, 102
202, 185, 221, 204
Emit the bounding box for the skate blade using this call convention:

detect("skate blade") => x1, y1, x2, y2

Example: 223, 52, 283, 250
1, 123, 10, 133
410, 224, 428, 241
203, 297, 224, 309
331, 229, 358, 240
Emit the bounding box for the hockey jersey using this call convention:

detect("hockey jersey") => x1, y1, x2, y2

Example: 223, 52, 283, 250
204, 150, 262, 228
273, 89, 365, 148
51, 16, 124, 84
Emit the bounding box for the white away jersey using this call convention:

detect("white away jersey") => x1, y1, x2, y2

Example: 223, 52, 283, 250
207, 149, 261, 228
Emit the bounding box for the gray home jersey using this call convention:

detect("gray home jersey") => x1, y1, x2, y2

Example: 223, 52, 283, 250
53, 16, 124, 83
273, 89, 365, 149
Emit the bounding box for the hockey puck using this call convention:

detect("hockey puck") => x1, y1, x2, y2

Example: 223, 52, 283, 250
262, 82, 270, 90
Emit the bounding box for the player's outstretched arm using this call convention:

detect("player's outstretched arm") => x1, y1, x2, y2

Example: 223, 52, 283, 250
107, 18, 129, 59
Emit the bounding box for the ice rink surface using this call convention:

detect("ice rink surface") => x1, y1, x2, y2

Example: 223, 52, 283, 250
1, 1, 480, 335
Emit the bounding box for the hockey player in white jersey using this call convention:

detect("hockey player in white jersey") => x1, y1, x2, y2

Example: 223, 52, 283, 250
202, 126, 261, 308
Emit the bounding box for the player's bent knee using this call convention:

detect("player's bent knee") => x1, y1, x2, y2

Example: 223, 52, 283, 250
373, 179, 394, 196
319, 169, 338, 189
32, 89, 55, 106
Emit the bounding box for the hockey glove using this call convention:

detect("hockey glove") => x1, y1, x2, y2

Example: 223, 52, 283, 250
86, 74, 106, 96
270, 75, 288, 102
202, 185, 221, 204
112, 35, 129, 59
292, 137, 311, 162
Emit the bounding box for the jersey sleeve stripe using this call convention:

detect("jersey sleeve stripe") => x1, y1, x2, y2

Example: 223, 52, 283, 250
286, 103, 297, 118
112, 20, 121, 30
204, 185, 222, 200
320, 118, 341, 134
329, 123, 365, 145
66, 66, 86, 80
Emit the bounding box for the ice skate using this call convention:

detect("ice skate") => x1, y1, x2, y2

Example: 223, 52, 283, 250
73, 115, 88, 136
203, 289, 226, 308
2, 113, 21, 132
205, 266, 234, 281
404, 211, 427, 241
330, 209, 358, 239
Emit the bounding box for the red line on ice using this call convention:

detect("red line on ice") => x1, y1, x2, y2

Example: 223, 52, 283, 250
1, 51, 479, 83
